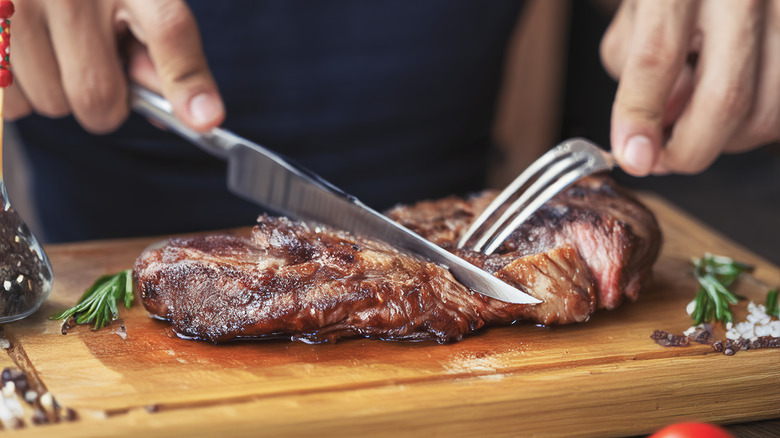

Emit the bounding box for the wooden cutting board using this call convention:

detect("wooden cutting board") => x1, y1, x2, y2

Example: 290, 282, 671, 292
2, 194, 779, 438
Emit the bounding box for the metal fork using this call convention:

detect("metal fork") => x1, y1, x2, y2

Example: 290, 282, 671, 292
457, 138, 615, 255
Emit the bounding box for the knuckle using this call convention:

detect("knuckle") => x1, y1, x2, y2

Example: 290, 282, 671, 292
599, 29, 621, 78
5, 108, 31, 121
70, 77, 116, 115
32, 96, 70, 119
163, 57, 209, 88
631, 35, 684, 73
710, 82, 752, 117
665, 153, 711, 175
148, 2, 195, 42
662, 138, 718, 175
143, 2, 207, 86
619, 100, 664, 125
78, 107, 128, 134
750, 122, 778, 145
681, 163, 709, 175
4, 101, 32, 120
69, 74, 128, 132
745, 110, 780, 144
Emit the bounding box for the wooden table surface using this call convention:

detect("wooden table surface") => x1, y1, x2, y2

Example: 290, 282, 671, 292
0, 193, 778, 437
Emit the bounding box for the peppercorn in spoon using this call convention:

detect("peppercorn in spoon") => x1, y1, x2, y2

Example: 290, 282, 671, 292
0, 0, 53, 322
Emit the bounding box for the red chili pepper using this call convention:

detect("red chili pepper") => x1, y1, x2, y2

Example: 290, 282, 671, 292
0, 1, 12, 20
0, 69, 10, 87
0, 0, 11, 88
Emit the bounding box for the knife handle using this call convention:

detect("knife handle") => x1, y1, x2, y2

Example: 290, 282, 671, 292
129, 84, 234, 160
130, 84, 355, 201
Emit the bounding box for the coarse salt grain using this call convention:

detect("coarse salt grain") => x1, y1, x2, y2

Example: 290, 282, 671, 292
23, 390, 36, 403
39, 392, 53, 410
686, 299, 697, 316
724, 301, 779, 341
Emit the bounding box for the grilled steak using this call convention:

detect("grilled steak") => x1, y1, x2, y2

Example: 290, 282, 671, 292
136, 175, 661, 343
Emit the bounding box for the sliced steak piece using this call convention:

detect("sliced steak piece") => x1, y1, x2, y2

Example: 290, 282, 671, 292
136, 175, 661, 343
386, 174, 661, 310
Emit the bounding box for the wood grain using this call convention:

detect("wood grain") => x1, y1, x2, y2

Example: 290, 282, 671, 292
1, 193, 778, 437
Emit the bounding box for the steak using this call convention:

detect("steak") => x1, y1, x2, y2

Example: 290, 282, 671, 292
136, 175, 661, 344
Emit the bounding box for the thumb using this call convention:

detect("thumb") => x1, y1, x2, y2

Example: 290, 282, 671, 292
609, 1, 696, 176
122, 0, 224, 131
126, 37, 161, 93
612, 67, 692, 177
610, 86, 665, 177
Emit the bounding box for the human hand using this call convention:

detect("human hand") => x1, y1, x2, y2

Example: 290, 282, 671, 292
6, 0, 223, 134
600, 0, 778, 176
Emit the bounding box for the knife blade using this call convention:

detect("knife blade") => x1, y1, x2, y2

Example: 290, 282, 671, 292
129, 85, 541, 304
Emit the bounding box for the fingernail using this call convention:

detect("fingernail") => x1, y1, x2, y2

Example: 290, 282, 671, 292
189, 92, 223, 127
622, 135, 653, 175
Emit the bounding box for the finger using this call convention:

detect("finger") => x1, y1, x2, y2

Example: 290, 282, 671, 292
662, 61, 695, 128
651, 161, 671, 175
45, 0, 128, 134
122, 0, 223, 131
600, 0, 634, 79
660, 1, 762, 173
10, 2, 69, 118
610, 0, 698, 176
3, 82, 32, 120
125, 37, 162, 93
125, 36, 169, 131
725, 0, 780, 153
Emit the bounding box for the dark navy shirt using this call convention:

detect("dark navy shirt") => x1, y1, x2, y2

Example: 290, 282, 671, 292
15, 0, 524, 242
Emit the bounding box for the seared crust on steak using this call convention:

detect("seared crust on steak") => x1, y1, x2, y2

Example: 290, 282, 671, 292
136, 175, 661, 343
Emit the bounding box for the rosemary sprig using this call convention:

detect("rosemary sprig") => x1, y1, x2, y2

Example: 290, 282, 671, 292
50, 269, 135, 330
690, 254, 752, 325
767, 289, 779, 318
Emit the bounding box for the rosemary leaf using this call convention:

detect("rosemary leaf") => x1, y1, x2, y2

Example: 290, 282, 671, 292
51, 270, 135, 330
690, 254, 750, 325
123, 271, 134, 308
767, 289, 779, 318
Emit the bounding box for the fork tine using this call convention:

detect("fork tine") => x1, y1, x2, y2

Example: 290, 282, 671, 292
456, 143, 572, 249
480, 162, 593, 255
471, 153, 587, 253
459, 138, 615, 255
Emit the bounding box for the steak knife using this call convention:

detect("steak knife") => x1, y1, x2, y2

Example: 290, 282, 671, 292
129, 85, 541, 305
